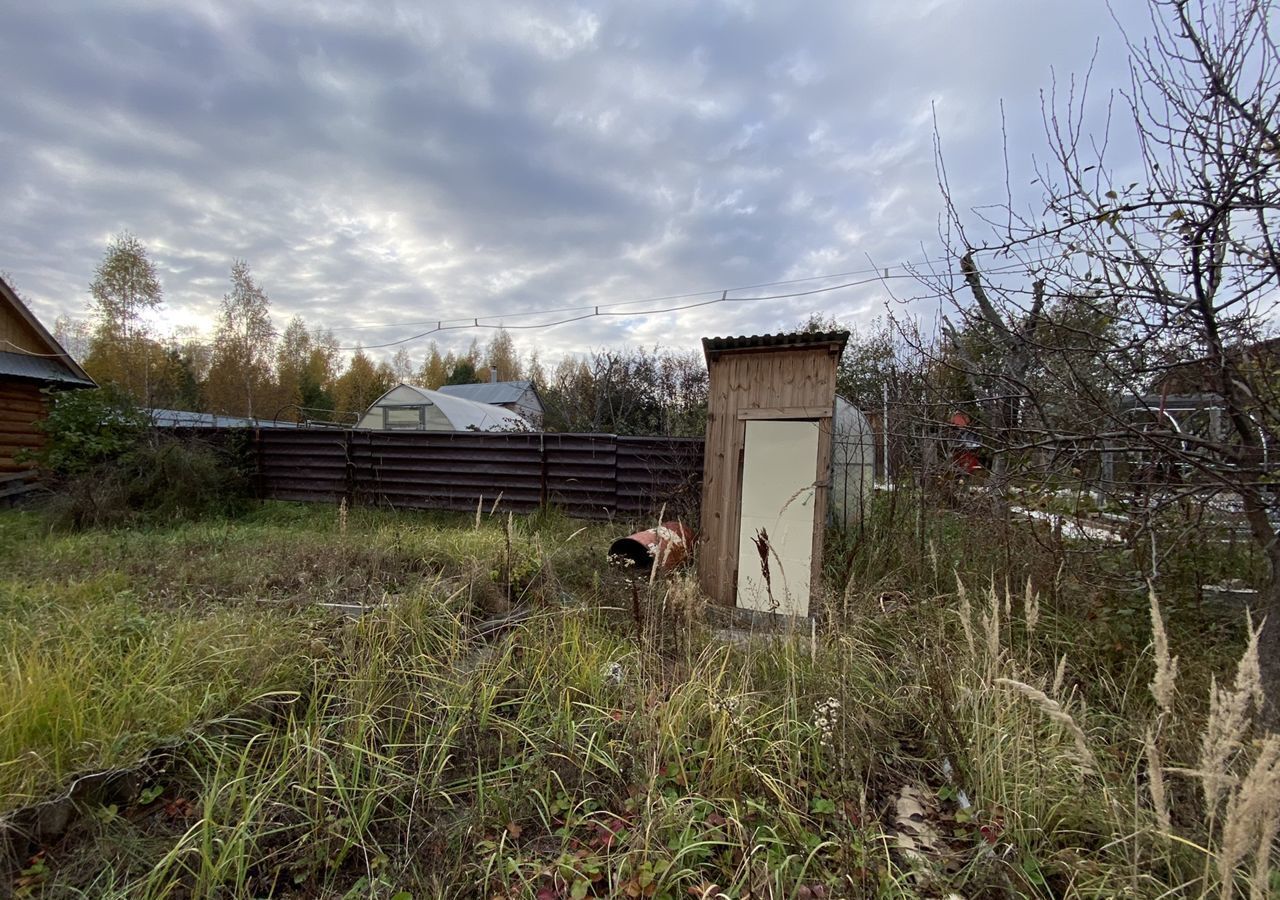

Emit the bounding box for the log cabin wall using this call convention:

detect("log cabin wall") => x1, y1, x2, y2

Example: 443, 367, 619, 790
0, 278, 96, 476
0, 379, 47, 474
697, 333, 847, 607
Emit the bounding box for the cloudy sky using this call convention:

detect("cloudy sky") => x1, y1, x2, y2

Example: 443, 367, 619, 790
1, 0, 1147, 364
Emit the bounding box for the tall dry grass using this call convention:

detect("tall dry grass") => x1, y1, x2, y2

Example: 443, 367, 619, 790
2, 500, 1275, 898
945, 575, 1277, 898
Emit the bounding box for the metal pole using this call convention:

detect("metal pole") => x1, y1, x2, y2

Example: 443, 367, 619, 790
882, 382, 890, 485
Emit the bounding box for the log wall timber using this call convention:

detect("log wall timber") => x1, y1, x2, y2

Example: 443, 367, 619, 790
0, 380, 47, 473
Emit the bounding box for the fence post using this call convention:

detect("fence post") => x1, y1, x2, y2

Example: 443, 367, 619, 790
343, 429, 356, 508
253, 428, 265, 500
539, 432, 549, 508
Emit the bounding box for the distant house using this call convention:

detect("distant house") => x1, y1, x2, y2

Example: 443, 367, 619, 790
436, 379, 544, 428
1149, 337, 1280, 396
0, 275, 95, 478
357, 384, 531, 432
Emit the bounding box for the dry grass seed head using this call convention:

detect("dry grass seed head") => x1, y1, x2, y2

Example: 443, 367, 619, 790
956, 575, 975, 656
1217, 734, 1280, 900
1148, 589, 1178, 717
982, 583, 1001, 664
995, 677, 1099, 778
1052, 654, 1069, 698
1249, 785, 1280, 900
1199, 614, 1264, 817
1023, 578, 1039, 635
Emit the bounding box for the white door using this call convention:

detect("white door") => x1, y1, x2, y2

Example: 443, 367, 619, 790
735, 419, 820, 616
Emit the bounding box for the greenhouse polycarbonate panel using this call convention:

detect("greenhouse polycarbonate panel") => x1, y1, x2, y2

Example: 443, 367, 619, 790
735, 419, 820, 616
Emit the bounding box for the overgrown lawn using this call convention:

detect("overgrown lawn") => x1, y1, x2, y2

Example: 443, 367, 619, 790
0, 498, 1272, 899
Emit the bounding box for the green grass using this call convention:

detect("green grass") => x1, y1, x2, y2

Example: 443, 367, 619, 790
0, 572, 313, 811
0, 503, 607, 814
0, 499, 1271, 898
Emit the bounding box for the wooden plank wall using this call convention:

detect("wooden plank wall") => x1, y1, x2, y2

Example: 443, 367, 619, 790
0, 379, 47, 474
697, 347, 840, 606
0, 301, 49, 355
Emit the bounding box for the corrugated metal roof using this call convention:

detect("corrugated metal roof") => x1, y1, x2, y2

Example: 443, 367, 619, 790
436, 380, 535, 405
0, 350, 96, 386
0, 276, 95, 386
701, 331, 849, 360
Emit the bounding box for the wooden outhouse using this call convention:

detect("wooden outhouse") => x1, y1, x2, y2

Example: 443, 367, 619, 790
697, 331, 848, 617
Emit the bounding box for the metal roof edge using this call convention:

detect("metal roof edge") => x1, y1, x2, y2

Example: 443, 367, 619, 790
0, 350, 96, 387
0, 275, 95, 387
701, 330, 850, 362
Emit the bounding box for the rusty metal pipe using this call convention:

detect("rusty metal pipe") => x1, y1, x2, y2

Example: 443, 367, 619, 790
607, 522, 695, 572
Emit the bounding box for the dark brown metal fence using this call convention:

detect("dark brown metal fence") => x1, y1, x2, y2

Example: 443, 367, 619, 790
615, 436, 704, 521
250, 429, 703, 522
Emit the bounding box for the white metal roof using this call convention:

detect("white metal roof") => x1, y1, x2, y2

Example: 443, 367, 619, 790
436, 380, 536, 406
358, 384, 531, 431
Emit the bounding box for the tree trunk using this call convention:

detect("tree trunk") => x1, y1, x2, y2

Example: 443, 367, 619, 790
1259, 545, 1280, 732
1237, 489, 1280, 731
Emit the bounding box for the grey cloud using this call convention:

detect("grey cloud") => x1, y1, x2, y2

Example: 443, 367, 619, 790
0, 0, 1140, 367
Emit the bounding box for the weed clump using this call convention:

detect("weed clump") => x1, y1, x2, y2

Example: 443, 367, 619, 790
28, 387, 254, 529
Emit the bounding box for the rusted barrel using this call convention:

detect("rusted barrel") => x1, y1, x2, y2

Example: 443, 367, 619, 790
607, 522, 695, 572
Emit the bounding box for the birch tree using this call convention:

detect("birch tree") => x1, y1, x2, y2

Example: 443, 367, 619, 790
206, 260, 275, 418
84, 232, 163, 404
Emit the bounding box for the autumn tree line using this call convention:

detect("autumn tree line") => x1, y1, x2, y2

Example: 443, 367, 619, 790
52, 232, 726, 436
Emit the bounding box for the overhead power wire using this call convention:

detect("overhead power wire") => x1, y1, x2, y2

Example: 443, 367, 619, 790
337, 276, 902, 351
30, 243, 1224, 358
330, 262, 932, 333
332, 251, 1097, 351
332, 235, 1254, 337
330, 252, 1077, 336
